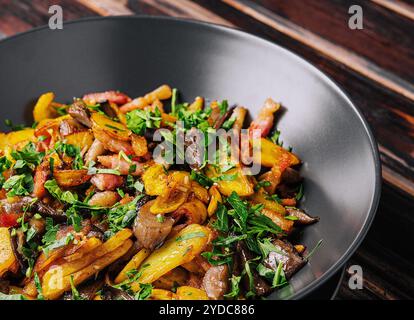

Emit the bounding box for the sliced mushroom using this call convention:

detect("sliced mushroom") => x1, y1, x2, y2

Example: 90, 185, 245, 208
68, 100, 92, 128
1, 197, 66, 222
202, 265, 229, 300
285, 207, 319, 225
264, 239, 306, 279
59, 118, 85, 137
35, 200, 66, 222
133, 199, 174, 250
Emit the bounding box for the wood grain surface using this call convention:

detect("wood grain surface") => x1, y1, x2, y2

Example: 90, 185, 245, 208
0, 0, 412, 300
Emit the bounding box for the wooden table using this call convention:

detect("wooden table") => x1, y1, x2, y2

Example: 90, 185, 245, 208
0, 0, 413, 300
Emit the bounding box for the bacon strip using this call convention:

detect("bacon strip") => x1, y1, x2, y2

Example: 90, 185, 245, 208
249, 98, 281, 137
83, 91, 131, 105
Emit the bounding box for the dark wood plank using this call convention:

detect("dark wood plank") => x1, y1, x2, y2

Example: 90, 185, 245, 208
130, 0, 234, 26
0, 0, 98, 35
333, 184, 414, 300
216, 0, 414, 102
74, 0, 234, 26
248, 0, 414, 84
76, 0, 134, 16
371, 0, 414, 20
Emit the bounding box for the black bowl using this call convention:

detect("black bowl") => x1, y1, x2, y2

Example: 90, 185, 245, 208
0, 16, 381, 299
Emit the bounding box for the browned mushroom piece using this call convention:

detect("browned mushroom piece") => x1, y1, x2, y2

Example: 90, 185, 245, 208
68, 100, 92, 128
59, 118, 85, 136
133, 198, 174, 250
285, 207, 319, 225
264, 239, 306, 279
202, 265, 229, 300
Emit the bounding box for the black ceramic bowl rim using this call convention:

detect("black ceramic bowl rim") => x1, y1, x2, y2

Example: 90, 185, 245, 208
0, 15, 382, 300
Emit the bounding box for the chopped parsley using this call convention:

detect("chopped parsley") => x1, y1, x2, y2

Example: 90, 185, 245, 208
106, 195, 144, 235
52, 141, 83, 170
42, 232, 74, 257
295, 183, 304, 200
134, 283, 153, 300
203, 192, 286, 298
126, 108, 162, 135
34, 272, 44, 300
270, 129, 282, 146
223, 275, 242, 298
190, 170, 213, 187
70, 275, 85, 300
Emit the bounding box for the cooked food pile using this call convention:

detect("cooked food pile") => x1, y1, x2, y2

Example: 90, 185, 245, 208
0, 85, 318, 300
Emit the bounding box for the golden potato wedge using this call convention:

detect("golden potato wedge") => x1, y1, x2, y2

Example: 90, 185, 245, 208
42, 239, 133, 299
173, 199, 208, 225
62, 237, 103, 262
249, 189, 286, 216
142, 164, 168, 196
65, 130, 94, 150
150, 289, 177, 300
92, 125, 134, 155
33, 92, 56, 122
115, 248, 151, 284
205, 165, 254, 197
153, 268, 188, 290
0, 227, 17, 277
91, 112, 131, 141
261, 208, 294, 234
5, 129, 35, 147
150, 171, 191, 215
23, 238, 100, 297
188, 96, 204, 112
254, 138, 300, 168
176, 286, 209, 300
0, 133, 7, 151
119, 85, 173, 113
191, 181, 209, 204
42, 229, 132, 282
207, 185, 222, 217
131, 224, 210, 289
35, 115, 72, 137
54, 169, 91, 187
131, 135, 148, 157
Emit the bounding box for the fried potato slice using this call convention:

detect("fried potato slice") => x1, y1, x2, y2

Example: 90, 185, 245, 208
131, 224, 210, 289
